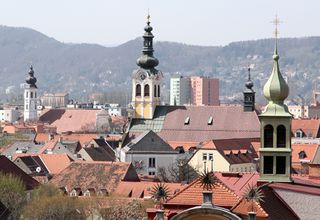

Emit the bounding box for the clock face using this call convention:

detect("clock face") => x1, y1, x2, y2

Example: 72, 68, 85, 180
140, 73, 146, 80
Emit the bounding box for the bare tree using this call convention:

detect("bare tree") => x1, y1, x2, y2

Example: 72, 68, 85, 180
165, 157, 198, 183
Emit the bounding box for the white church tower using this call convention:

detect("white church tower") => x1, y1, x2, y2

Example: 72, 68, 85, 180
24, 65, 38, 122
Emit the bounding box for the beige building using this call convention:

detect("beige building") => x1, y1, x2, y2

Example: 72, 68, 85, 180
41, 93, 69, 108
190, 76, 219, 106
188, 139, 259, 173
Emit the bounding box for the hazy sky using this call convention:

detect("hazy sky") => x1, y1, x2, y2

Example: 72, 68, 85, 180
0, 0, 318, 46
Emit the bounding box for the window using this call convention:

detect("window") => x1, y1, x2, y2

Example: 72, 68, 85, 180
295, 130, 303, 138
263, 156, 274, 174
25, 104, 29, 110
148, 171, 155, 175
264, 125, 274, 148
35, 92, 37, 98
136, 84, 141, 96
277, 125, 286, 148
208, 153, 213, 161
158, 85, 160, 97
203, 153, 207, 161
26, 92, 28, 98
149, 158, 155, 168
144, 84, 150, 96
208, 116, 213, 125
30, 92, 33, 98
298, 151, 306, 159
276, 156, 286, 174
154, 85, 157, 97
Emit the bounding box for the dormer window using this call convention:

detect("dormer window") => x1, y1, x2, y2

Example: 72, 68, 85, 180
208, 116, 213, 125
298, 151, 306, 159
184, 117, 190, 125
295, 129, 303, 138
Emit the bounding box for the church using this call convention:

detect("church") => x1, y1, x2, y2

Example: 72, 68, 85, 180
124, 16, 260, 149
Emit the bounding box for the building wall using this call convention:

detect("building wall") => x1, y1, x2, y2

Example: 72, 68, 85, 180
170, 77, 191, 105
24, 87, 38, 122
124, 153, 177, 176
288, 105, 309, 118
41, 93, 69, 108
0, 109, 20, 123
188, 149, 230, 173
230, 163, 256, 172
190, 77, 219, 106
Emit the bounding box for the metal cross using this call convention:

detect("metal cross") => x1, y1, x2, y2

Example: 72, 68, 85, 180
272, 15, 281, 39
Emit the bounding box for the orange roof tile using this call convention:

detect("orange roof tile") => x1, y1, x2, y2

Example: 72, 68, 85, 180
49, 161, 139, 193
39, 154, 73, 175
37, 138, 59, 154
165, 175, 240, 208
251, 141, 260, 156
35, 133, 51, 143
167, 141, 199, 151
115, 181, 187, 199
291, 143, 319, 164
292, 119, 320, 138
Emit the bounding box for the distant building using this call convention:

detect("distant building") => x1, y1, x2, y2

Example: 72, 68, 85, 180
24, 66, 38, 122
170, 76, 220, 106
190, 76, 219, 106
288, 105, 308, 118
170, 76, 191, 105
41, 93, 69, 108
0, 108, 20, 123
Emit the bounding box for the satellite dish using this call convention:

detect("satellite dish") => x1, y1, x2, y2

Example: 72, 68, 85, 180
36, 167, 41, 173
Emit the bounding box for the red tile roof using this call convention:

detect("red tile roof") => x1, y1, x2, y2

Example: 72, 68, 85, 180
39, 109, 99, 133
49, 161, 139, 193
165, 175, 240, 208
159, 105, 260, 142
38, 154, 73, 175
167, 141, 199, 151
292, 118, 320, 138
291, 143, 319, 164
114, 181, 187, 199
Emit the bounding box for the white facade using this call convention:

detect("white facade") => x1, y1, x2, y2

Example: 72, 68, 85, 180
0, 108, 20, 123
170, 76, 191, 105
120, 151, 178, 176
24, 86, 38, 122
288, 105, 309, 119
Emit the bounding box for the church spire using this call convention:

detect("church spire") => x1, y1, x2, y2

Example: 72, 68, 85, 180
136, 13, 159, 70
243, 66, 255, 112
263, 15, 289, 105
26, 65, 37, 88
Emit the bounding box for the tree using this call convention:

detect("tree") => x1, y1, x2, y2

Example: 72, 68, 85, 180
22, 184, 88, 220
99, 199, 147, 220
159, 157, 198, 183
0, 172, 26, 219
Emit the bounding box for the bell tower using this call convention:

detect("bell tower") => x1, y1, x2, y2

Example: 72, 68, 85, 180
24, 65, 38, 122
259, 16, 292, 183
243, 67, 255, 112
132, 14, 162, 119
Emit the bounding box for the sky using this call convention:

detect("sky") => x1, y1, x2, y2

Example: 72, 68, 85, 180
0, 0, 318, 46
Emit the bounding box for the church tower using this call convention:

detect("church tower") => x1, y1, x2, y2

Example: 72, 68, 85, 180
259, 17, 292, 182
24, 65, 38, 122
243, 67, 255, 112
132, 15, 162, 119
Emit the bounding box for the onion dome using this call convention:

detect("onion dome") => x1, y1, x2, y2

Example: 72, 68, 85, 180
263, 44, 289, 104
25, 65, 37, 88
245, 67, 254, 90
136, 15, 159, 70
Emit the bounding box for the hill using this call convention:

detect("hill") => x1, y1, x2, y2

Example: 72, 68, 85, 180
0, 25, 319, 105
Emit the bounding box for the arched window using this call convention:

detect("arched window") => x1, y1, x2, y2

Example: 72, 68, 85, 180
144, 84, 150, 97
136, 84, 141, 96
30, 92, 33, 98
264, 124, 273, 148
154, 85, 157, 97
277, 125, 286, 148
158, 85, 160, 97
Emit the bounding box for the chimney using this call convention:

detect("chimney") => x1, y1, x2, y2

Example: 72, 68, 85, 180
59, 136, 63, 143
155, 209, 164, 220
248, 211, 256, 220
201, 191, 213, 208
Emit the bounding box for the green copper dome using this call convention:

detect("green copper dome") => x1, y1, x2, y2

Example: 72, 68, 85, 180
263, 45, 289, 104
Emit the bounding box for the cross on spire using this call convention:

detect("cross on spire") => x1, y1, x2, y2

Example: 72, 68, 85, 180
272, 14, 281, 39
147, 11, 150, 23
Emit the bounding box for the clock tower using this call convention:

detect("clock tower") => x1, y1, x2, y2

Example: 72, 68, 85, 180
132, 15, 162, 119
24, 65, 38, 122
